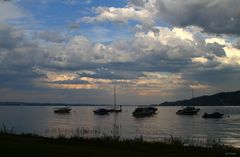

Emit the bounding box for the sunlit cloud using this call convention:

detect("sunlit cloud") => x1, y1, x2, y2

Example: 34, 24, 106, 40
192, 57, 208, 64
220, 46, 240, 65
82, 6, 155, 27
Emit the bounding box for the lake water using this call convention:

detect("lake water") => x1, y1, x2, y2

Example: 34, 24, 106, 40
0, 106, 240, 147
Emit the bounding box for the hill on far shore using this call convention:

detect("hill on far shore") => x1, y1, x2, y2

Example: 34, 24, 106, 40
160, 90, 240, 106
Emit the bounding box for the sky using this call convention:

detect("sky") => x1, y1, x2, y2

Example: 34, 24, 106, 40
0, 0, 240, 105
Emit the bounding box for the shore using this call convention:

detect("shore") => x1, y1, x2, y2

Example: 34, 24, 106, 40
0, 133, 239, 157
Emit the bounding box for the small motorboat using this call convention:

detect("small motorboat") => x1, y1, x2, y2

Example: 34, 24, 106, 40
132, 107, 157, 117
202, 112, 224, 118
54, 107, 71, 114
176, 106, 200, 115
93, 108, 109, 115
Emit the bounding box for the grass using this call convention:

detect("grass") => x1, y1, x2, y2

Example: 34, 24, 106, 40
0, 131, 239, 157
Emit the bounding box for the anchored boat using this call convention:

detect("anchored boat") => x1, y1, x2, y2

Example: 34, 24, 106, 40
202, 112, 224, 118
132, 106, 157, 117
176, 106, 200, 115
54, 107, 71, 114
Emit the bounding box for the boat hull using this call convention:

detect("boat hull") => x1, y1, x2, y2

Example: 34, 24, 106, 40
176, 107, 200, 115
54, 108, 71, 114
202, 112, 223, 118
93, 108, 109, 115
132, 107, 157, 117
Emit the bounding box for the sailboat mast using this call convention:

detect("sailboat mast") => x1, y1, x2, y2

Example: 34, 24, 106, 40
192, 88, 194, 99
114, 84, 116, 107
192, 88, 195, 106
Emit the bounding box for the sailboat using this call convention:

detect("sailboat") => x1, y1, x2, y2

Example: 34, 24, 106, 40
108, 84, 122, 113
176, 88, 200, 115
93, 84, 122, 115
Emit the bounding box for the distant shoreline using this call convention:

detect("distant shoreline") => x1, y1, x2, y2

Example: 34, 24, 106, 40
0, 102, 145, 107
1, 90, 239, 107
1, 104, 240, 107
0, 102, 240, 107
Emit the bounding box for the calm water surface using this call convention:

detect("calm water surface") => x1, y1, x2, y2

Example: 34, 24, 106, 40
0, 106, 240, 147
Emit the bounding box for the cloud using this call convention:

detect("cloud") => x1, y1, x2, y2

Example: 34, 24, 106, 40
129, 0, 240, 35
82, 6, 155, 28
77, 68, 142, 80
235, 38, 240, 49
47, 79, 89, 85
67, 22, 80, 29
183, 66, 240, 91
205, 42, 226, 57
0, 24, 47, 90
1, 13, 240, 104
33, 31, 68, 43
40, 26, 233, 84
0, 23, 23, 49
0, 1, 25, 21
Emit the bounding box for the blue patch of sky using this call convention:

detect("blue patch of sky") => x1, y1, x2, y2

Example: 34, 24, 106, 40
15, 0, 127, 30
12, 0, 132, 43
89, 0, 127, 8
155, 20, 172, 29
17, 1, 83, 30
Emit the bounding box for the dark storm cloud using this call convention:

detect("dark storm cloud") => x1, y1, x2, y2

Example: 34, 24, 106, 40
130, 0, 240, 35
0, 24, 23, 49
41, 60, 100, 72
205, 42, 226, 57
183, 66, 240, 90
0, 24, 47, 90
78, 67, 143, 80
167, 0, 240, 35
103, 58, 191, 74
0, 68, 45, 90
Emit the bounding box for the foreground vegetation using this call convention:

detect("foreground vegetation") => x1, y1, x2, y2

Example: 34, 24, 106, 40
0, 132, 239, 157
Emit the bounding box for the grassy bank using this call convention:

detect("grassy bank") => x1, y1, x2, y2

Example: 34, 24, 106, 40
0, 133, 239, 157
